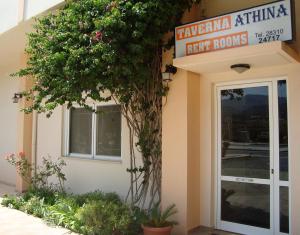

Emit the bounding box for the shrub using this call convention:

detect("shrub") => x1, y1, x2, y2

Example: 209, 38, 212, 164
5, 154, 67, 193
1, 190, 145, 235
5, 152, 31, 183
127, 206, 148, 235
23, 187, 58, 205
1, 195, 25, 210
32, 156, 67, 192
19, 196, 47, 218
76, 200, 132, 235
74, 190, 121, 206
44, 196, 82, 231
144, 202, 178, 227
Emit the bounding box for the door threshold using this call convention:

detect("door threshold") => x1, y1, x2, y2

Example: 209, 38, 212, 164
189, 226, 241, 235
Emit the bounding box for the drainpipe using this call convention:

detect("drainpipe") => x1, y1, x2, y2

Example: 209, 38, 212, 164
31, 111, 38, 177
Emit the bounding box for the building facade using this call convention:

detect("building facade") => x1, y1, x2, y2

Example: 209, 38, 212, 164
0, 1, 299, 235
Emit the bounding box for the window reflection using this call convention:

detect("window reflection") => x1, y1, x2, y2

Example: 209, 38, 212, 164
69, 108, 93, 154
221, 86, 270, 179
96, 105, 121, 156
280, 186, 289, 233
278, 80, 289, 181
221, 181, 270, 228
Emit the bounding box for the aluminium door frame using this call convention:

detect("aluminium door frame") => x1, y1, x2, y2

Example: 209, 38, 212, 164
214, 77, 291, 235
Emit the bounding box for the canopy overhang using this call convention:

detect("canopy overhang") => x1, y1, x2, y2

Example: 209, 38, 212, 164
173, 41, 300, 75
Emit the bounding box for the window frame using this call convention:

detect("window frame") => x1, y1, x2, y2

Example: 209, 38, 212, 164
63, 103, 122, 162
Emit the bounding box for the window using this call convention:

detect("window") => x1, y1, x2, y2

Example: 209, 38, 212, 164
96, 105, 121, 156
69, 107, 93, 155
65, 104, 122, 160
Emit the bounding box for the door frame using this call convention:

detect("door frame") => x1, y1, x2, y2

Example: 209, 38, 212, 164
214, 77, 291, 235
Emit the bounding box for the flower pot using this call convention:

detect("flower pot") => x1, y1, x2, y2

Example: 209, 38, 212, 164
142, 224, 172, 235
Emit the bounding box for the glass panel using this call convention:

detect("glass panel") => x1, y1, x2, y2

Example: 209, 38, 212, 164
69, 107, 92, 154
280, 186, 289, 233
96, 105, 121, 156
278, 80, 289, 181
221, 86, 270, 179
221, 181, 270, 229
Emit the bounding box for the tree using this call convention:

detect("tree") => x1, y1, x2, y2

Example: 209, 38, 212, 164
15, 0, 200, 208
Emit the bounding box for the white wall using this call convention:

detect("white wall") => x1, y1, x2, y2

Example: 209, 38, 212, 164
0, 0, 19, 34
0, 75, 19, 186
36, 104, 141, 198
24, 0, 64, 20
0, 0, 64, 35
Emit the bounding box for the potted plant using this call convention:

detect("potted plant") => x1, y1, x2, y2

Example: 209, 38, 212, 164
142, 202, 178, 235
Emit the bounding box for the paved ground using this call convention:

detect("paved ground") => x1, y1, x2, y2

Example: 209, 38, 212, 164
0, 182, 78, 235
0, 183, 238, 235
0, 182, 16, 197
189, 226, 239, 235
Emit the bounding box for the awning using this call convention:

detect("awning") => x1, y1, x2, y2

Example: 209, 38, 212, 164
173, 41, 300, 74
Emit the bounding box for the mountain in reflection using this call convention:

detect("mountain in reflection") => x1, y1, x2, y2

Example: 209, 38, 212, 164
222, 95, 287, 143
222, 94, 287, 114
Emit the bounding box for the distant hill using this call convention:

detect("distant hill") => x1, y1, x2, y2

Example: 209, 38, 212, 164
221, 94, 287, 117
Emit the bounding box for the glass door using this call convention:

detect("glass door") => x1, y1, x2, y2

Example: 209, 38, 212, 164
274, 80, 290, 235
216, 81, 290, 235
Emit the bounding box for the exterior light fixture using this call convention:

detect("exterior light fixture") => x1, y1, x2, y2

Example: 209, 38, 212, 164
12, 93, 23, 103
162, 64, 177, 82
230, 64, 251, 73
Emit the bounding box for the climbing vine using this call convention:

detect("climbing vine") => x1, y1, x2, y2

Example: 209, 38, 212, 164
14, 0, 200, 208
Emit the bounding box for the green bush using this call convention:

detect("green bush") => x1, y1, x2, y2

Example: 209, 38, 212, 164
1, 195, 25, 210
19, 196, 47, 218
76, 200, 132, 235
23, 187, 59, 205
44, 196, 81, 231
1, 190, 145, 235
128, 206, 148, 235
74, 190, 121, 206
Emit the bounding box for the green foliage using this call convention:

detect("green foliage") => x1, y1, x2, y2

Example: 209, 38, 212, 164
74, 191, 147, 234
15, 0, 199, 114
5, 152, 31, 183
14, 0, 201, 208
5, 154, 66, 193
129, 206, 148, 233
76, 200, 131, 234
32, 156, 67, 192
1, 195, 25, 210
45, 196, 81, 231
1, 190, 146, 235
19, 196, 47, 218
23, 187, 58, 205
74, 190, 121, 206
145, 202, 177, 228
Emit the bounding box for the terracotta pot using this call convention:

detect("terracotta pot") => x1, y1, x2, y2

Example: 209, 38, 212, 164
142, 224, 172, 235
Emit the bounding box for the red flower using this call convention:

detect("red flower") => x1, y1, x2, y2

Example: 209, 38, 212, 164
4, 153, 14, 160
95, 31, 103, 41
19, 152, 25, 158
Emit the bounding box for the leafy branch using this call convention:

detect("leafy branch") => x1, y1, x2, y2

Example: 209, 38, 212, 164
13, 0, 201, 208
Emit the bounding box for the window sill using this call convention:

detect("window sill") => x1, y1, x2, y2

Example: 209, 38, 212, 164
63, 154, 122, 163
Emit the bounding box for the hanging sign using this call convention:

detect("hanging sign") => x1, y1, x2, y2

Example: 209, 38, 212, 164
175, 0, 293, 58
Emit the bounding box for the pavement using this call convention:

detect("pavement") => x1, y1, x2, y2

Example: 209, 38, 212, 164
0, 182, 79, 235
0, 181, 16, 197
